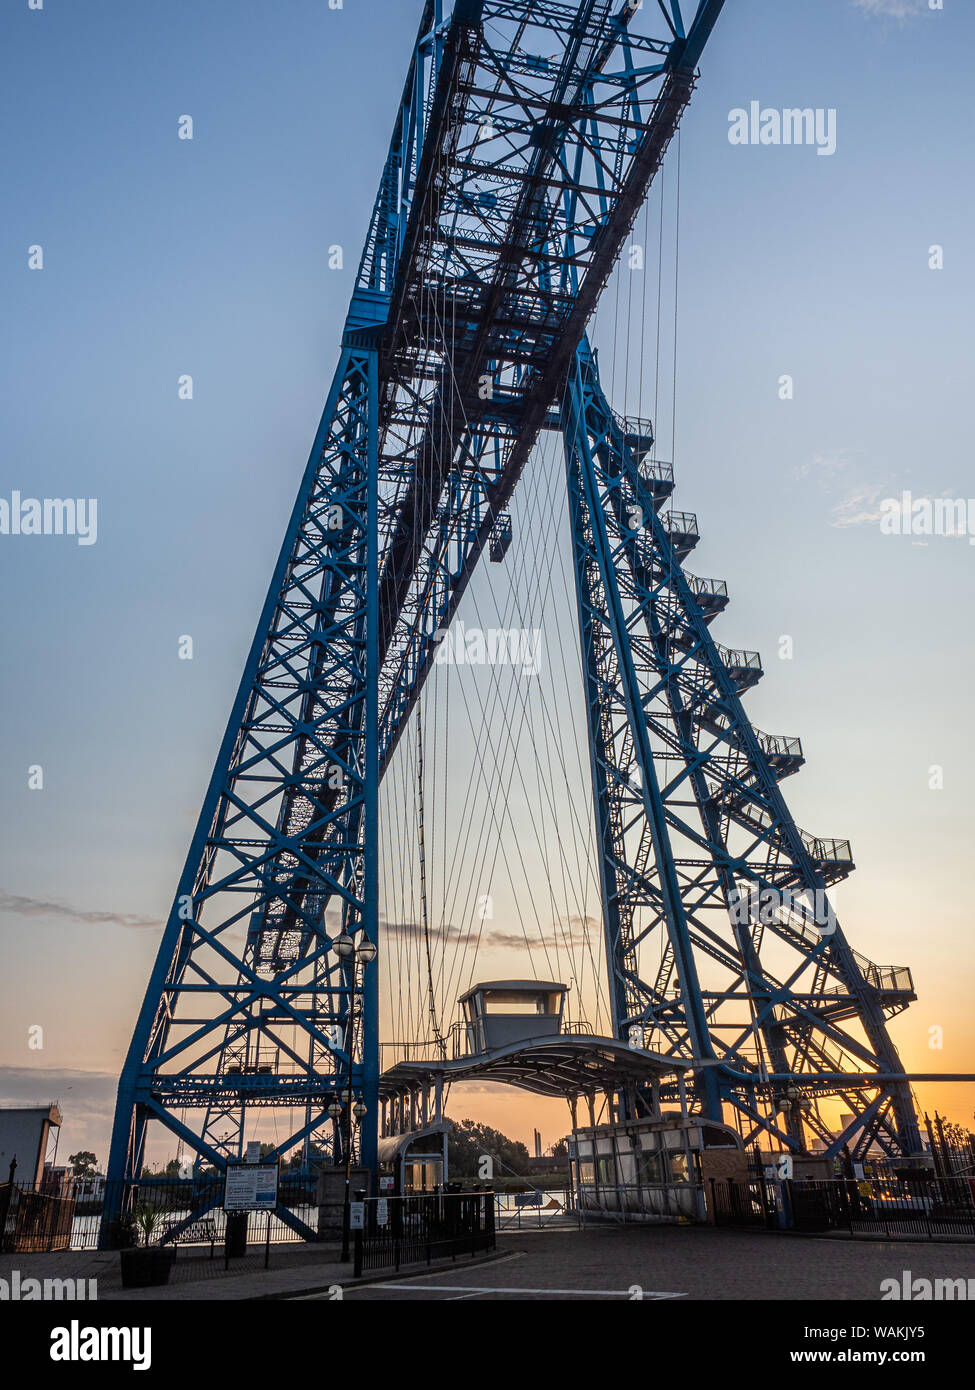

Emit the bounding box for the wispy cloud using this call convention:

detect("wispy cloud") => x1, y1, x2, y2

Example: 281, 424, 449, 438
853, 0, 927, 17
380, 915, 598, 953
795, 450, 856, 483
0, 1067, 118, 1160
487, 916, 597, 952
0, 893, 161, 930
0, 896, 599, 948
830, 483, 887, 528
796, 450, 904, 532
0, 1066, 116, 1106
380, 919, 474, 944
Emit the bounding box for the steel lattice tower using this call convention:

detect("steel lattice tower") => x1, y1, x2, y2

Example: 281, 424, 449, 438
106, 0, 923, 1231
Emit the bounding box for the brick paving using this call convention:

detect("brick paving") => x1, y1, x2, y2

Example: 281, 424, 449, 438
3, 1225, 974, 1301
0, 1238, 501, 1302
337, 1227, 975, 1302
1, 1241, 346, 1302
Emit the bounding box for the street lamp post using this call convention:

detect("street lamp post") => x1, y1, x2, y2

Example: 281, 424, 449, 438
332, 932, 377, 1262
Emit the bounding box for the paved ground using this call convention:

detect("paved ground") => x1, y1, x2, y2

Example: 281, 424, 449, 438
0, 1240, 355, 1302
4, 1226, 974, 1301
311, 1227, 975, 1302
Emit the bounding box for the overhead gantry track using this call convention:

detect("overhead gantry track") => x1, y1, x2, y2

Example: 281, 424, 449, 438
370, 0, 729, 769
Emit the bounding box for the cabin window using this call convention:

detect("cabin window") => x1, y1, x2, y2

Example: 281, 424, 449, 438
669, 1151, 689, 1183
596, 1155, 616, 1186
638, 1149, 665, 1185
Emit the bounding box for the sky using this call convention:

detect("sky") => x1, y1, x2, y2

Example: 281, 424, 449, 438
1, 0, 973, 1164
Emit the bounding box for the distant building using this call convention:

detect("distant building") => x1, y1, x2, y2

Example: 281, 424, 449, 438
527, 1155, 570, 1176
40, 1165, 75, 1196
71, 1174, 106, 1202
0, 1103, 62, 1188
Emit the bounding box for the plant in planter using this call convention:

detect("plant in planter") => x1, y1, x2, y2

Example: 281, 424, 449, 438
118, 1205, 176, 1288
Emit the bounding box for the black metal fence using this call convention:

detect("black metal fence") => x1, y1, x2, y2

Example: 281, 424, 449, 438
2, 1176, 321, 1252
105, 1176, 321, 1250
353, 1190, 495, 1277
709, 1174, 975, 1238
788, 1176, 975, 1239
1, 1183, 75, 1253
708, 1176, 777, 1229
494, 1188, 578, 1230
107, 1173, 319, 1251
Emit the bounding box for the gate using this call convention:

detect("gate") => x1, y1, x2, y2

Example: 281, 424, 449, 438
1, 1183, 75, 1253
708, 1177, 777, 1229
353, 1190, 495, 1277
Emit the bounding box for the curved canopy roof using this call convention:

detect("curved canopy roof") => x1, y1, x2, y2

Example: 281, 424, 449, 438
380, 1034, 690, 1101
377, 1123, 449, 1167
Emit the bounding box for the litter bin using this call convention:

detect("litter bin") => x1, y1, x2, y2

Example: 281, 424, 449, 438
225, 1212, 249, 1257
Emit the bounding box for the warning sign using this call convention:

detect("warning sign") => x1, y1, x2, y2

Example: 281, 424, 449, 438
224, 1162, 279, 1211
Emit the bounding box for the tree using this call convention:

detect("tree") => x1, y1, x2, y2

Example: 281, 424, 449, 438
286, 1143, 328, 1170
68, 1151, 99, 1178
551, 1137, 569, 1161
941, 1121, 974, 1152
445, 1117, 531, 1178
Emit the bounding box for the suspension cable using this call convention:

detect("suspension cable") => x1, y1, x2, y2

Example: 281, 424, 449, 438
417, 689, 447, 1057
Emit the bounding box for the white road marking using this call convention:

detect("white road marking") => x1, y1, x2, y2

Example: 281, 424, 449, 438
356, 1283, 687, 1298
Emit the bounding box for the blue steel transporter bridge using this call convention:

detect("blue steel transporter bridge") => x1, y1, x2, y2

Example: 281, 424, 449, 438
104, 0, 945, 1237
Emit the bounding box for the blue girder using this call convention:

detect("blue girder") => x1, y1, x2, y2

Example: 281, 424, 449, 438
105, 0, 923, 1239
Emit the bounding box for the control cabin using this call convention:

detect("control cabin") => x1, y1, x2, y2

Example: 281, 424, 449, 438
458, 980, 566, 1056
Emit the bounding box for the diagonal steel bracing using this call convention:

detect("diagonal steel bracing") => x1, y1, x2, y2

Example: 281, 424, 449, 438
559, 343, 920, 1155
106, 0, 925, 1243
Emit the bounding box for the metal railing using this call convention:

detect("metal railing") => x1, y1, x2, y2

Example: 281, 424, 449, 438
57, 1176, 320, 1250
662, 510, 699, 543
616, 412, 655, 443
685, 574, 728, 601
799, 831, 853, 865
708, 1176, 777, 1229
638, 456, 675, 486
353, 1189, 495, 1277
493, 1187, 576, 1230
379, 1038, 448, 1065
788, 1176, 975, 1239
722, 800, 851, 871
709, 1175, 975, 1238
450, 1019, 476, 1059
836, 957, 914, 996
1, 1183, 75, 1253
714, 642, 763, 676
695, 708, 802, 765
575, 1182, 704, 1223
755, 728, 803, 762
